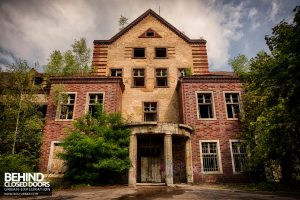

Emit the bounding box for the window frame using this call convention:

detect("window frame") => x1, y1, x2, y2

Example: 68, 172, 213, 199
223, 91, 241, 120
55, 92, 77, 121
155, 68, 169, 87
143, 102, 158, 122
154, 47, 168, 59
199, 140, 223, 174
132, 47, 146, 59
47, 141, 64, 173
85, 92, 105, 115
195, 91, 217, 120
229, 139, 247, 174
110, 68, 123, 77
132, 68, 146, 88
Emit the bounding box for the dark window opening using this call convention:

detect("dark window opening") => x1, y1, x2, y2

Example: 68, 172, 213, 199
133, 48, 145, 58
34, 77, 43, 85
110, 69, 122, 77
88, 93, 103, 117
178, 69, 186, 78
225, 93, 240, 118
140, 147, 160, 156
58, 94, 75, 120
197, 93, 214, 119
146, 31, 154, 37
144, 102, 157, 122
156, 69, 168, 87
155, 48, 167, 58
133, 69, 145, 87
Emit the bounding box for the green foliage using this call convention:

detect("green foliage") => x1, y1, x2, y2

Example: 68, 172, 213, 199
60, 105, 131, 184
229, 54, 250, 76
119, 15, 128, 30
0, 153, 37, 186
52, 84, 68, 107
184, 68, 192, 76
0, 59, 44, 156
231, 7, 300, 184
44, 38, 91, 76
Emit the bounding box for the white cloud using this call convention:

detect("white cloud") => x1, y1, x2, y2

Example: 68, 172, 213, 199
0, 0, 247, 71
248, 8, 258, 19
270, 1, 279, 21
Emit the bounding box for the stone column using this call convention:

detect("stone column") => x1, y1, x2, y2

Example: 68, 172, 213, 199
164, 134, 173, 185
128, 134, 137, 186
185, 137, 193, 183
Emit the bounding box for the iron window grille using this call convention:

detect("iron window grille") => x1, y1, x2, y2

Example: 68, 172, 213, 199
231, 142, 247, 173
201, 142, 220, 172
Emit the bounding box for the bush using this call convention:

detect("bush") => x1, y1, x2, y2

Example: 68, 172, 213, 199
0, 153, 37, 186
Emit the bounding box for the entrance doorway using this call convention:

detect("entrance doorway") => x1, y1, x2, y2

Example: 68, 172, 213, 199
137, 135, 164, 183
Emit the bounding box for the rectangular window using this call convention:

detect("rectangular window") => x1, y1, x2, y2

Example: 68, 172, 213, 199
225, 93, 240, 118
133, 48, 145, 58
197, 93, 214, 119
155, 48, 167, 58
110, 69, 122, 77
156, 68, 168, 87
230, 141, 247, 173
144, 102, 157, 122
58, 93, 76, 120
200, 141, 221, 173
133, 69, 145, 87
88, 93, 104, 116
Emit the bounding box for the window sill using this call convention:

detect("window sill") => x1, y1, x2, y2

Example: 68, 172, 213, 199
155, 86, 169, 88
55, 119, 74, 122
226, 118, 239, 121
154, 57, 168, 59
197, 118, 217, 121
131, 86, 146, 88
202, 171, 223, 175
132, 57, 146, 59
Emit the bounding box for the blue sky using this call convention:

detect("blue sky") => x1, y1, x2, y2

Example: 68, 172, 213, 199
0, 0, 299, 71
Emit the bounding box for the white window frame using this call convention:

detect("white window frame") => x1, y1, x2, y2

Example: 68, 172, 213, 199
85, 92, 105, 114
229, 139, 247, 174
155, 68, 168, 87
195, 91, 217, 120
55, 92, 77, 121
223, 91, 241, 120
47, 141, 63, 172
199, 140, 223, 174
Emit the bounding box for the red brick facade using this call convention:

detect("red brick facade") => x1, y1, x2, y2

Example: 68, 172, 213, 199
39, 77, 123, 172
178, 76, 246, 182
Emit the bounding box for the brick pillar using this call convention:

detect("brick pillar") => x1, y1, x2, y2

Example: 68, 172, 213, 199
185, 137, 193, 183
128, 134, 137, 186
164, 134, 173, 185
192, 42, 209, 75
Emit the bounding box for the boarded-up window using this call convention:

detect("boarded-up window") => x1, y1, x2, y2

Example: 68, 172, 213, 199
49, 143, 66, 174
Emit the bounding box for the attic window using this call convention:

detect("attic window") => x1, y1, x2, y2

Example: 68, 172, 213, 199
146, 31, 154, 37
34, 77, 43, 85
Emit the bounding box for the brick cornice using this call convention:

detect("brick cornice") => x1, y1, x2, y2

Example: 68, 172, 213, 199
50, 76, 125, 90
179, 75, 241, 83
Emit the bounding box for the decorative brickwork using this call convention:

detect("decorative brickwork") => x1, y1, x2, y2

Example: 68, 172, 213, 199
39, 77, 123, 172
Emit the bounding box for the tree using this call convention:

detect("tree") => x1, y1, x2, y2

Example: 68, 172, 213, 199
60, 105, 131, 184
231, 7, 300, 184
44, 38, 91, 76
119, 15, 128, 30
0, 59, 44, 173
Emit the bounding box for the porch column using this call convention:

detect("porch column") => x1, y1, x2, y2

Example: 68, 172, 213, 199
185, 137, 193, 183
164, 134, 173, 185
128, 133, 137, 186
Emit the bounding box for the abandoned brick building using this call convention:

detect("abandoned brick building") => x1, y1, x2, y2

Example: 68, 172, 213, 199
40, 9, 246, 185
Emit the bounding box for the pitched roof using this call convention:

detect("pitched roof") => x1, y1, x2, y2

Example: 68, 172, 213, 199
94, 9, 206, 45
